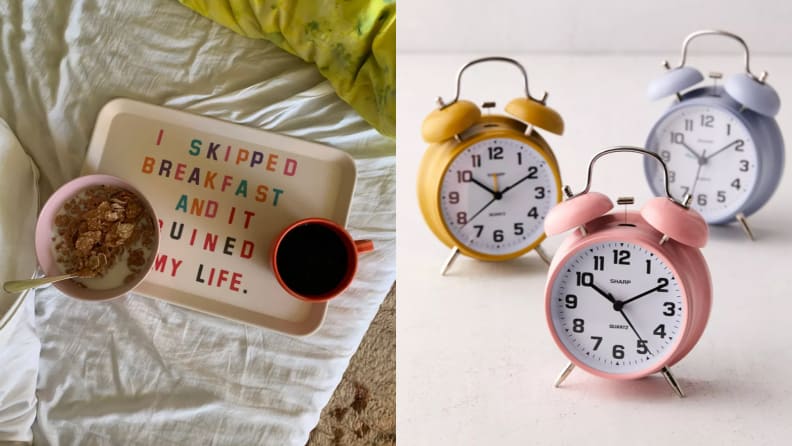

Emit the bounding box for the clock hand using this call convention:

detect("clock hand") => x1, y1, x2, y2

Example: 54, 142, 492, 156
680, 141, 703, 162
673, 134, 703, 161
704, 139, 742, 162
689, 149, 707, 196
617, 307, 653, 355
461, 174, 504, 227
460, 196, 498, 227
585, 281, 617, 305
499, 172, 535, 195
621, 283, 667, 306
470, 177, 498, 196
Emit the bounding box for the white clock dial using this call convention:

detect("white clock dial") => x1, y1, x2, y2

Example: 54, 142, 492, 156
647, 105, 758, 221
549, 241, 684, 374
439, 137, 558, 256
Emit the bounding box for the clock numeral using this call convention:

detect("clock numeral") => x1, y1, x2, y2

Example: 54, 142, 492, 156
527, 207, 538, 219
456, 211, 467, 225
700, 114, 714, 128
680, 185, 690, 196
488, 146, 504, 160
734, 140, 745, 152
717, 190, 726, 203
457, 170, 473, 183
636, 340, 649, 355
660, 150, 671, 163
513, 222, 524, 236
657, 277, 669, 292
727, 123, 731, 136
645, 259, 652, 275
473, 224, 484, 238
662, 301, 676, 316
670, 132, 684, 144
517, 152, 523, 165
572, 318, 585, 333
612, 249, 631, 265
565, 294, 578, 309
684, 119, 694, 131
448, 191, 460, 204
739, 159, 750, 172
669, 170, 676, 183
653, 324, 667, 339
471, 154, 481, 168
612, 344, 625, 359
534, 186, 546, 199
576, 271, 594, 287
591, 336, 603, 350
526, 165, 538, 179
731, 178, 741, 190
493, 229, 504, 242
594, 255, 605, 271
697, 194, 707, 207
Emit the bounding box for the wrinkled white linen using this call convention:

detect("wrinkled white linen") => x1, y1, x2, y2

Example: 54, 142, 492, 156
0, 1, 394, 445
0, 119, 40, 443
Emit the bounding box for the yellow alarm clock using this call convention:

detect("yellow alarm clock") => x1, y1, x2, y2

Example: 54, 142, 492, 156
418, 57, 565, 275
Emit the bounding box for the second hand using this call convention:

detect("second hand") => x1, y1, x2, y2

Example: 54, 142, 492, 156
689, 149, 708, 197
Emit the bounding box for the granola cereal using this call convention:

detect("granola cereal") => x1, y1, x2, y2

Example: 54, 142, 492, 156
51, 185, 156, 288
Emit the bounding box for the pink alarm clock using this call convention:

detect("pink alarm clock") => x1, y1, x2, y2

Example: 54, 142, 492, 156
544, 146, 712, 397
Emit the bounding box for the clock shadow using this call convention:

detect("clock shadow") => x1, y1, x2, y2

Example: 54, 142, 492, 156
443, 253, 549, 277
560, 374, 734, 401
707, 222, 787, 243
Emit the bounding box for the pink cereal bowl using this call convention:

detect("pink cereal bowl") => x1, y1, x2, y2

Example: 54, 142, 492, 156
34, 174, 160, 301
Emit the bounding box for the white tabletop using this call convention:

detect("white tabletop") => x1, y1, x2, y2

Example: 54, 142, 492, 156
396, 53, 792, 445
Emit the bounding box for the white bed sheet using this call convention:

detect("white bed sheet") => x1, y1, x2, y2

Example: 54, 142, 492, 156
0, 1, 395, 445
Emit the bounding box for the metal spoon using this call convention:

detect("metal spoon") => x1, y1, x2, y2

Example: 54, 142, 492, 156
2, 273, 83, 294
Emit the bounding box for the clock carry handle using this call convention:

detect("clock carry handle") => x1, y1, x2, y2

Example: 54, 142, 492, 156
577, 146, 684, 206
667, 29, 765, 82
436, 56, 547, 109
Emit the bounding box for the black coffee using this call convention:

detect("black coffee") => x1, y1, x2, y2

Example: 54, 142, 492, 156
276, 223, 350, 297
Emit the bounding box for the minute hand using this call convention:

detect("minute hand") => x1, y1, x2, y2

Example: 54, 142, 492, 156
499, 172, 535, 195
621, 283, 666, 306
704, 139, 742, 161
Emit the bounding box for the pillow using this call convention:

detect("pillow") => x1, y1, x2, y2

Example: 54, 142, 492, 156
0, 118, 40, 444
177, 0, 396, 139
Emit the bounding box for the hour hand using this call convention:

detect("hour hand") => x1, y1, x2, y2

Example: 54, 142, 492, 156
470, 177, 497, 196
586, 281, 616, 304
673, 134, 703, 161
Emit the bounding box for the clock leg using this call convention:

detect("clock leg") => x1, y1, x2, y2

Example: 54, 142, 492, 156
736, 212, 755, 241
553, 361, 575, 388
440, 246, 461, 276
660, 366, 685, 398
535, 244, 552, 266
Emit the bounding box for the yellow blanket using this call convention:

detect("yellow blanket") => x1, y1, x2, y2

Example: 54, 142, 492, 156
178, 0, 396, 138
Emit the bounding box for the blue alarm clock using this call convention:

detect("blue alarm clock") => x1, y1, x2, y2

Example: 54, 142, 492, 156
644, 30, 784, 238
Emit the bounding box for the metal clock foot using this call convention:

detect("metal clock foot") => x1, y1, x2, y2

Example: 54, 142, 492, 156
535, 244, 552, 266
736, 212, 755, 241
553, 362, 575, 388
660, 366, 685, 398
440, 246, 461, 276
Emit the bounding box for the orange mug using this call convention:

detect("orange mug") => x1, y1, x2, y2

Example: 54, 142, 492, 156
271, 218, 374, 302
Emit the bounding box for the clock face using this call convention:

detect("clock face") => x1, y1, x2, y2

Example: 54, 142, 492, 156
439, 137, 558, 256
646, 104, 759, 222
548, 240, 685, 375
